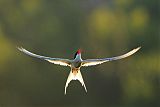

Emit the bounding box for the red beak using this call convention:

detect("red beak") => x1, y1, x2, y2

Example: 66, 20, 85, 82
77, 49, 82, 54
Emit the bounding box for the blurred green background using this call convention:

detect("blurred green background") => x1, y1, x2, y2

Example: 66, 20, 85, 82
0, 0, 159, 107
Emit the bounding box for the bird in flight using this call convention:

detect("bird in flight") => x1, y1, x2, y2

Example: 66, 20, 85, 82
18, 47, 141, 94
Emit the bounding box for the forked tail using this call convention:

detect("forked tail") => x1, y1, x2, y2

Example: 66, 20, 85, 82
64, 69, 87, 94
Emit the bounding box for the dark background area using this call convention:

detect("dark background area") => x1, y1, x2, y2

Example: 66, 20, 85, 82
0, 0, 159, 107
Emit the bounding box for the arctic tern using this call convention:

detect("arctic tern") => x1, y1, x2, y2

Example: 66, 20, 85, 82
18, 47, 141, 94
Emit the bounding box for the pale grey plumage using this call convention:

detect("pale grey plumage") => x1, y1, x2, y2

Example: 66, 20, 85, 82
82, 47, 141, 67
18, 47, 71, 66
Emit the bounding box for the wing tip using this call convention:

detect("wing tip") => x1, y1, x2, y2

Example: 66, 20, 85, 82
136, 46, 141, 50
17, 47, 29, 53
133, 46, 141, 53
128, 46, 141, 56
17, 46, 23, 51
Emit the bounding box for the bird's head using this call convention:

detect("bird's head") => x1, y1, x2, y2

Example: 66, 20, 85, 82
74, 49, 82, 59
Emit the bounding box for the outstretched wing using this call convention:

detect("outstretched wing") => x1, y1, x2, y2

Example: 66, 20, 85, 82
82, 47, 141, 67
18, 47, 71, 66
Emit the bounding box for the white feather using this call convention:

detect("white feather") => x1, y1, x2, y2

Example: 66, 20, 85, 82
64, 69, 87, 94
82, 47, 141, 67
18, 47, 71, 66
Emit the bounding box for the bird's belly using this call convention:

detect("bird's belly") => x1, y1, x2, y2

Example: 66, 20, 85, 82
72, 68, 79, 76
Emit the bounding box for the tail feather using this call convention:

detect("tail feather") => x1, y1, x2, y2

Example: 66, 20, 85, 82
64, 69, 87, 95
76, 71, 87, 92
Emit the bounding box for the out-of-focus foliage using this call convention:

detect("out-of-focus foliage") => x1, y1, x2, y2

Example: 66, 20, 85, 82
0, 0, 159, 107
